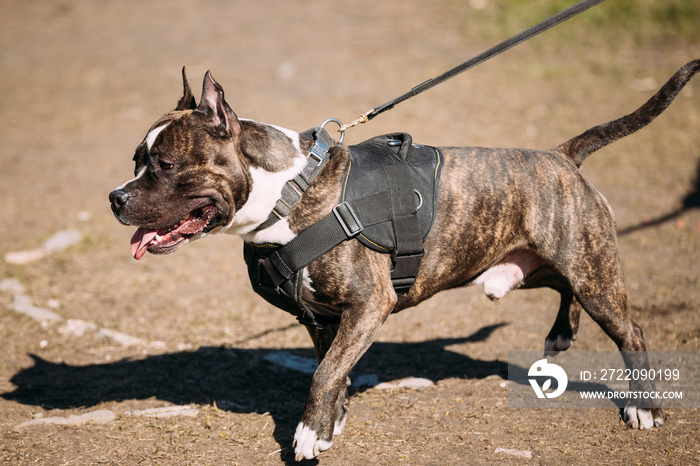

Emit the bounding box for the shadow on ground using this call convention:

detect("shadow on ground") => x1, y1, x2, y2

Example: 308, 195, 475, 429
2, 323, 508, 464
618, 159, 700, 235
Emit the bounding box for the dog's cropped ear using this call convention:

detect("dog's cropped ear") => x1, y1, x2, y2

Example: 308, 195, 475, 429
175, 67, 197, 111
196, 71, 241, 138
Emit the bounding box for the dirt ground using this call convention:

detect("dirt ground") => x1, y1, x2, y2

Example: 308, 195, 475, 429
1, 1, 699, 464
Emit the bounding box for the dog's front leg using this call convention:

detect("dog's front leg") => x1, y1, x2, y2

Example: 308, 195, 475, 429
305, 324, 351, 437
294, 291, 396, 461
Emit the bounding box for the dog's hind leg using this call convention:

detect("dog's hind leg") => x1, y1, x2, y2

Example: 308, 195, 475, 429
575, 284, 664, 429
544, 289, 582, 355
519, 266, 581, 354
557, 242, 664, 429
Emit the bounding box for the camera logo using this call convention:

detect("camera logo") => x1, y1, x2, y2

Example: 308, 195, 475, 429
528, 359, 568, 399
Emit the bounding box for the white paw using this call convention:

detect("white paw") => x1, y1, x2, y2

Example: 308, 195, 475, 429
293, 422, 332, 461
623, 406, 664, 430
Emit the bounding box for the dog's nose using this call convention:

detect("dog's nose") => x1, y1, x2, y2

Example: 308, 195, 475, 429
109, 189, 130, 213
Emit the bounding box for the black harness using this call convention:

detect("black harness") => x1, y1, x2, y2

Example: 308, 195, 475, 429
243, 128, 443, 327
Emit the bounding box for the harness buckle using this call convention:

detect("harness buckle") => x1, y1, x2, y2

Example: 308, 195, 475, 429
333, 202, 363, 237
390, 250, 424, 294
309, 140, 328, 162
391, 277, 417, 294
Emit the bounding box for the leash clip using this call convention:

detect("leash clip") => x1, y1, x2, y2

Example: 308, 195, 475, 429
338, 109, 375, 133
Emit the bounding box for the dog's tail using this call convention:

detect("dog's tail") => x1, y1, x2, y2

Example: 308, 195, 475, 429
556, 59, 700, 167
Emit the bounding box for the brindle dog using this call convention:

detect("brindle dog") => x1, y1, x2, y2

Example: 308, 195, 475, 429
110, 60, 699, 461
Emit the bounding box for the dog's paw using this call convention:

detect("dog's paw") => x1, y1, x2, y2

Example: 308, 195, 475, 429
623, 405, 665, 430
293, 422, 332, 461
544, 335, 572, 355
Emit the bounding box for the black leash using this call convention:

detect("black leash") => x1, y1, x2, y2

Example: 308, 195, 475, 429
340, 0, 605, 132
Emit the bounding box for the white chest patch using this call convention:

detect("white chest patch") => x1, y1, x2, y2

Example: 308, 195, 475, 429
240, 217, 297, 245
222, 124, 306, 243
227, 160, 305, 238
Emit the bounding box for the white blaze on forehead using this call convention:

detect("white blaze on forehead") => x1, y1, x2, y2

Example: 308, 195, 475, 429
114, 121, 168, 193
145, 123, 170, 151
115, 165, 147, 191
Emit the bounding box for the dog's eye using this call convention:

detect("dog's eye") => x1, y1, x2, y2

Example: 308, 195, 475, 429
158, 161, 175, 171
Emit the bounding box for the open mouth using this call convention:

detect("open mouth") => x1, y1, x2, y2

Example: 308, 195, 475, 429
130, 204, 218, 260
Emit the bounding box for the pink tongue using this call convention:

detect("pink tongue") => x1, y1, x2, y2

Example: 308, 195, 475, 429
130, 228, 158, 260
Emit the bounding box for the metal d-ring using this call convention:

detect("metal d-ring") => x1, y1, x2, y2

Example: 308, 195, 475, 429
319, 118, 345, 143
415, 190, 423, 211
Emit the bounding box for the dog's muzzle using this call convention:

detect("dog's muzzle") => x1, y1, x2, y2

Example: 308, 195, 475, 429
109, 189, 130, 216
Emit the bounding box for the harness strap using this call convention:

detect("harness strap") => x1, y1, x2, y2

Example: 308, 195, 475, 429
261, 180, 423, 296
254, 127, 336, 232
261, 193, 387, 285
381, 163, 424, 292
247, 129, 435, 328
254, 195, 388, 330
243, 243, 333, 329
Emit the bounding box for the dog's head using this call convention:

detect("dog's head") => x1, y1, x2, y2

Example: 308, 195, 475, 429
109, 69, 302, 259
